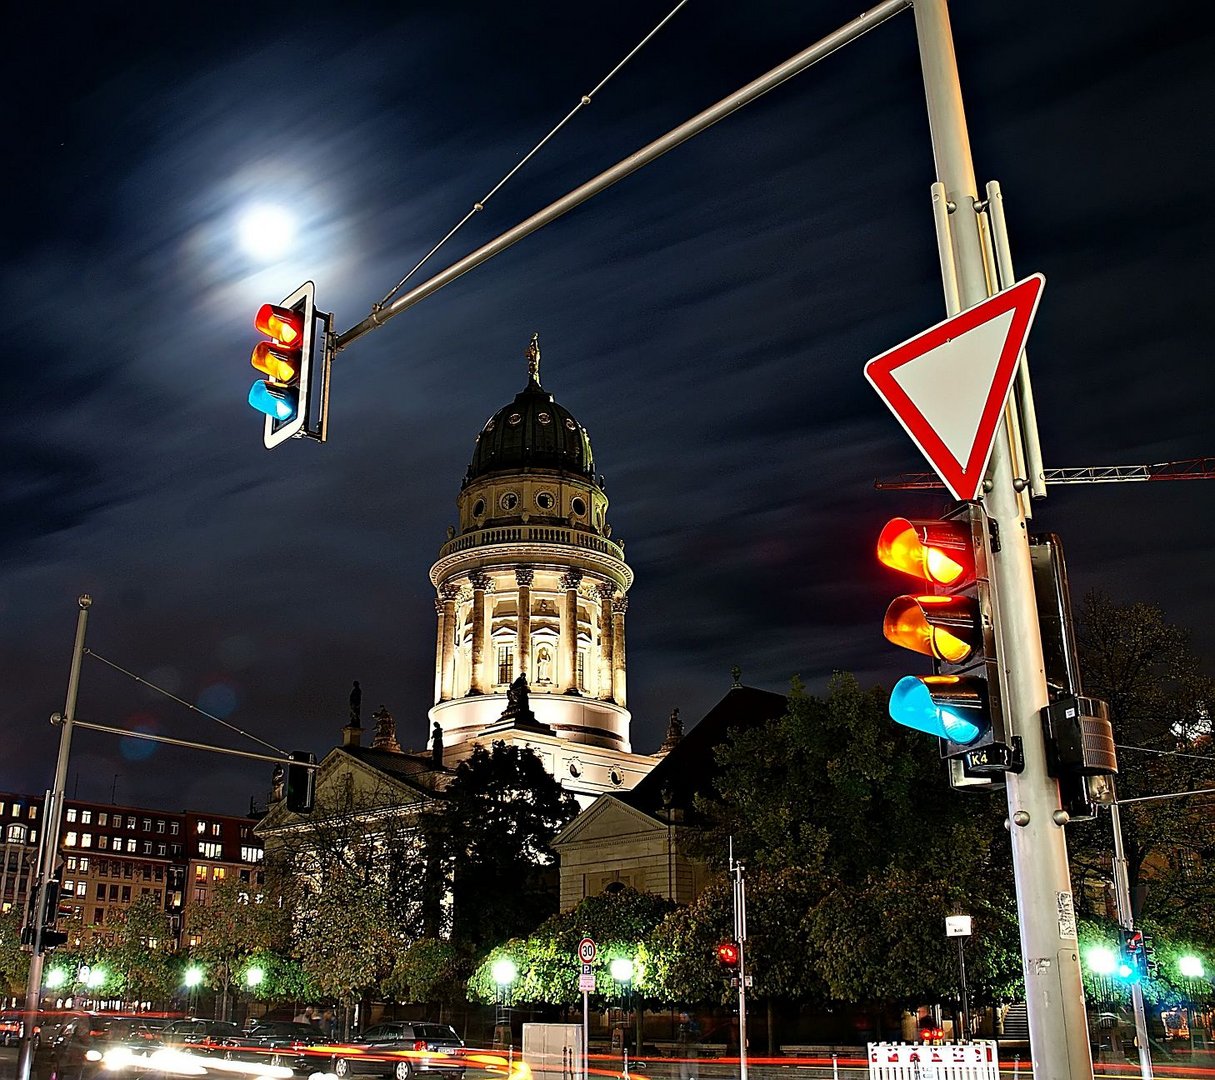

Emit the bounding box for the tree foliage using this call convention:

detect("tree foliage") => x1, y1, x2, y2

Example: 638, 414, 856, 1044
105, 892, 178, 1003
692, 673, 1021, 1009
1071, 591, 1215, 948
0, 907, 27, 994
433, 742, 579, 953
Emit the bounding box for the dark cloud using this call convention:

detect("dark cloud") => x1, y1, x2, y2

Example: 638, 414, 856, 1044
1, 0, 1212, 811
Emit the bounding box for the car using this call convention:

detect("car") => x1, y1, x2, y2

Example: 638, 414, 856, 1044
222, 1021, 329, 1073
158, 1019, 240, 1054
332, 1022, 465, 1080
0, 1011, 41, 1049
49, 1014, 162, 1080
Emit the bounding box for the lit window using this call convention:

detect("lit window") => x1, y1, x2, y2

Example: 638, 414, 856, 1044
157, 821, 165, 833
576, 650, 586, 691
81, 810, 92, 825
76, 882, 86, 897
79, 857, 89, 871
6, 824, 26, 844
127, 816, 136, 829
195, 865, 207, 881
98, 813, 108, 826
80, 834, 92, 848
66, 808, 77, 823
212, 823, 222, 837
497, 644, 514, 686
98, 836, 109, 850
213, 867, 225, 881
126, 838, 136, 853
170, 822, 179, 835
66, 857, 77, 870
28, 805, 37, 820
196, 821, 207, 834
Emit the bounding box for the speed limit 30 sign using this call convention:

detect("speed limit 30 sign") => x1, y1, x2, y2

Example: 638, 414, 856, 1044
578, 937, 597, 964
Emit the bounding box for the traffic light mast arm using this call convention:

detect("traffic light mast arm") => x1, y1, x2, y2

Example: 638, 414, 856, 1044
913, 2, 1092, 1076
330, 0, 910, 356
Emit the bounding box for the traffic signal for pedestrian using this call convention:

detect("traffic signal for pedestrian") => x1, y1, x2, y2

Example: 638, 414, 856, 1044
285, 750, 316, 813
248, 281, 318, 448
1116, 929, 1146, 983
714, 941, 740, 968
878, 504, 1015, 781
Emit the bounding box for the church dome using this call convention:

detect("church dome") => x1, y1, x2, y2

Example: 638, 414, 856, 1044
464, 335, 595, 486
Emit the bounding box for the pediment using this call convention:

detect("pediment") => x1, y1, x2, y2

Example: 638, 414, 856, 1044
551, 795, 664, 849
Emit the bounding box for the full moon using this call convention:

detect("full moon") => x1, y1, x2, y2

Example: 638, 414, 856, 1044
238, 204, 295, 260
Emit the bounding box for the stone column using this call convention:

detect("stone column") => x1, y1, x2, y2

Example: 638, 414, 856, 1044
611, 595, 628, 707
469, 572, 492, 695
559, 569, 583, 694
515, 567, 534, 681
597, 582, 616, 701
438, 583, 458, 702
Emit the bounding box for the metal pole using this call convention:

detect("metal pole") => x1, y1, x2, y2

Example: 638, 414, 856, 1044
958, 937, 971, 1040
911, 4, 1094, 1079
17, 594, 91, 1080
730, 846, 749, 1080
1109, 795, 1154, 1080
332, 0, 910, 353
582, 989, 589, 1080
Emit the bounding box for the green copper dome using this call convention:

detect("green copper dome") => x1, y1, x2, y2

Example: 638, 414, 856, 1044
464, 335, 596, 486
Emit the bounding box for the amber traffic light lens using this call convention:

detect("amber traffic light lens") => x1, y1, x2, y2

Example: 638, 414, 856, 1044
883, 595, 975, 663
251, 341, 299, 383
877, 517, 969, 586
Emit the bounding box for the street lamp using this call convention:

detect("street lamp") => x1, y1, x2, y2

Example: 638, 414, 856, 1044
492, 958, 517, 1050
1178, 955, 1207, 1053
184, 965, 204, 1017
610, 959, 636, 1060
44, 969, 67, 990
245, 966, 265, 988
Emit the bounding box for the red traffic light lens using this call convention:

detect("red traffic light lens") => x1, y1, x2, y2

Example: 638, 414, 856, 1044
877, 518, 972, 586
715, 942, 739, 966
255, 303, 304, 346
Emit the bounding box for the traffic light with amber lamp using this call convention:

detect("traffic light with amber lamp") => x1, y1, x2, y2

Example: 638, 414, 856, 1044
878, 504, 1016, 784
714, 941, 740, 968
248, 281, 318, 448
285, 750, 316, 813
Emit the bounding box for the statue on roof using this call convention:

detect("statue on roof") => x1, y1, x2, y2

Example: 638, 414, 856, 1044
526, 332, 541, 385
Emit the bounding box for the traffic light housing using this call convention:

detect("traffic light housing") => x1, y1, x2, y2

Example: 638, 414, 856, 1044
39, 879, 69, 951
878, 504, 1014, 784
714, 941, 740, 968
248, 281, 320, 448
285, 750, 316, 813
1117, 929, 1145, 983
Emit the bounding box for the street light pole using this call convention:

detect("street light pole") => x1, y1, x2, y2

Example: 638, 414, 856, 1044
17, 595, 91, 1080
911, 3, 1093, 1078
729, 844, 749, 1080
1109, 795, 1154, 1080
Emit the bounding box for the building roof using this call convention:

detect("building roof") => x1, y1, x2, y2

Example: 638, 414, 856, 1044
622, 684, 788, 819
337, 745, 445, 794
464, 339, 596, 486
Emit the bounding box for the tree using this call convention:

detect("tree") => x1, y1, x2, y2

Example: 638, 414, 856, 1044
467, 887, 675, 1006
433, 742, 579, 953
188, 879, 294, 1020
0, 908, 26, 994
106, 892, 178, 1004
1071, 591, 1215, 948
693, 673, 1021, 1013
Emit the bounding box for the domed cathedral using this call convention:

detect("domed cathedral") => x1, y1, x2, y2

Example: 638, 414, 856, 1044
427, 334, 656, 801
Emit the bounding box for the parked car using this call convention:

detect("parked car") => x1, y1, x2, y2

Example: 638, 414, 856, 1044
332, 1022, 465, 1080
50, 1014, 162, 1080
222, 1021, 329, 1072
158, 1018, 240, 1054
0, 1011, 41, 1049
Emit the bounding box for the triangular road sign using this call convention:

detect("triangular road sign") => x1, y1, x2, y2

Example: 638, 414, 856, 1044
865, 274, 1045, 501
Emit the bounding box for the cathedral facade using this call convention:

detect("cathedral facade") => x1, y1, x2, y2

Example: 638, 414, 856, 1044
426, 336, 657, 801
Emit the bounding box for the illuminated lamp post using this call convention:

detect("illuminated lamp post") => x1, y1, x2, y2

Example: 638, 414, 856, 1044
1178, 955, 1207, 1053
491, 958, 517, 1050
185, 965, 204, 1017
610, 958, 636, 1065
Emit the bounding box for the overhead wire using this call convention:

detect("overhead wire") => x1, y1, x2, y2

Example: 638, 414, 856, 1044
373, 0, 689, 311
85, 648, 288, 756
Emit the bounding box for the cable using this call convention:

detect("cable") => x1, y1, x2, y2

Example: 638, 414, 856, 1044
374, 0, 689, 310
1115, 742, 1215, 765
85, 648, 288, 756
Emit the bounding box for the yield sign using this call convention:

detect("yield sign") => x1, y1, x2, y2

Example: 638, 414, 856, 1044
865, 274, 1045, 501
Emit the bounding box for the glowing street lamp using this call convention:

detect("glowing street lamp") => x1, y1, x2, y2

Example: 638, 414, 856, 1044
44, 968, 67, 989
86, 967, 107, 989
245, 966, 265, 988
1179, 955, 1206, 979
185, 966, 204, 988
1085, 946, 1117, 977
491, 957, 518, 1050
492, 958, 518, 991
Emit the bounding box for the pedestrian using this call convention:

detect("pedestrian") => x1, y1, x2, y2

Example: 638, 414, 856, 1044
677, 1011, 700, 1080
321, 1009, 337, 1040
293, 1007, 311, 1025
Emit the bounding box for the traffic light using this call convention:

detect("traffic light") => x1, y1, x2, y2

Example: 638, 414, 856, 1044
714, 941, 740, 968
285, 750, 316, 813
1117, 929, 1145, 983
878, 504, 1015, 783
248, 280, 318, 449
39, 879, 69, 951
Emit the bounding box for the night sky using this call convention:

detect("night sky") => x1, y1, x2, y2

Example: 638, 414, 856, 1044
2, 1, 1211, 815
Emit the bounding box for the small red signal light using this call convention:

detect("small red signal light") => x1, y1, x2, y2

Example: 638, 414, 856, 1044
254, 303, 304, 346
714, 941, 740, 967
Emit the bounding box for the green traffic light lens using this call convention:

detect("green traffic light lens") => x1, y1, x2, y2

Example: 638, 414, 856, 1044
889, 676, 984, 743
248, 380, 298, 422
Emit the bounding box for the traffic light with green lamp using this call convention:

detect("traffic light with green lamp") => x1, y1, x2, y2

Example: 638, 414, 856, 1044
1117, 929, 1145, 984
878, 504, 1018, 785
248, 281, 325, 449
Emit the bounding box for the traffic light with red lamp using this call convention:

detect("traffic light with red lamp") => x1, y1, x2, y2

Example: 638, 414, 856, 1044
714, 941, 740, 968
248, 281, 330, 449
878, 504, 1018, 786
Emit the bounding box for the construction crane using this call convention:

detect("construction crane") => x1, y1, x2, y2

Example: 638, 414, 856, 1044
875, 457, 1215, 491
